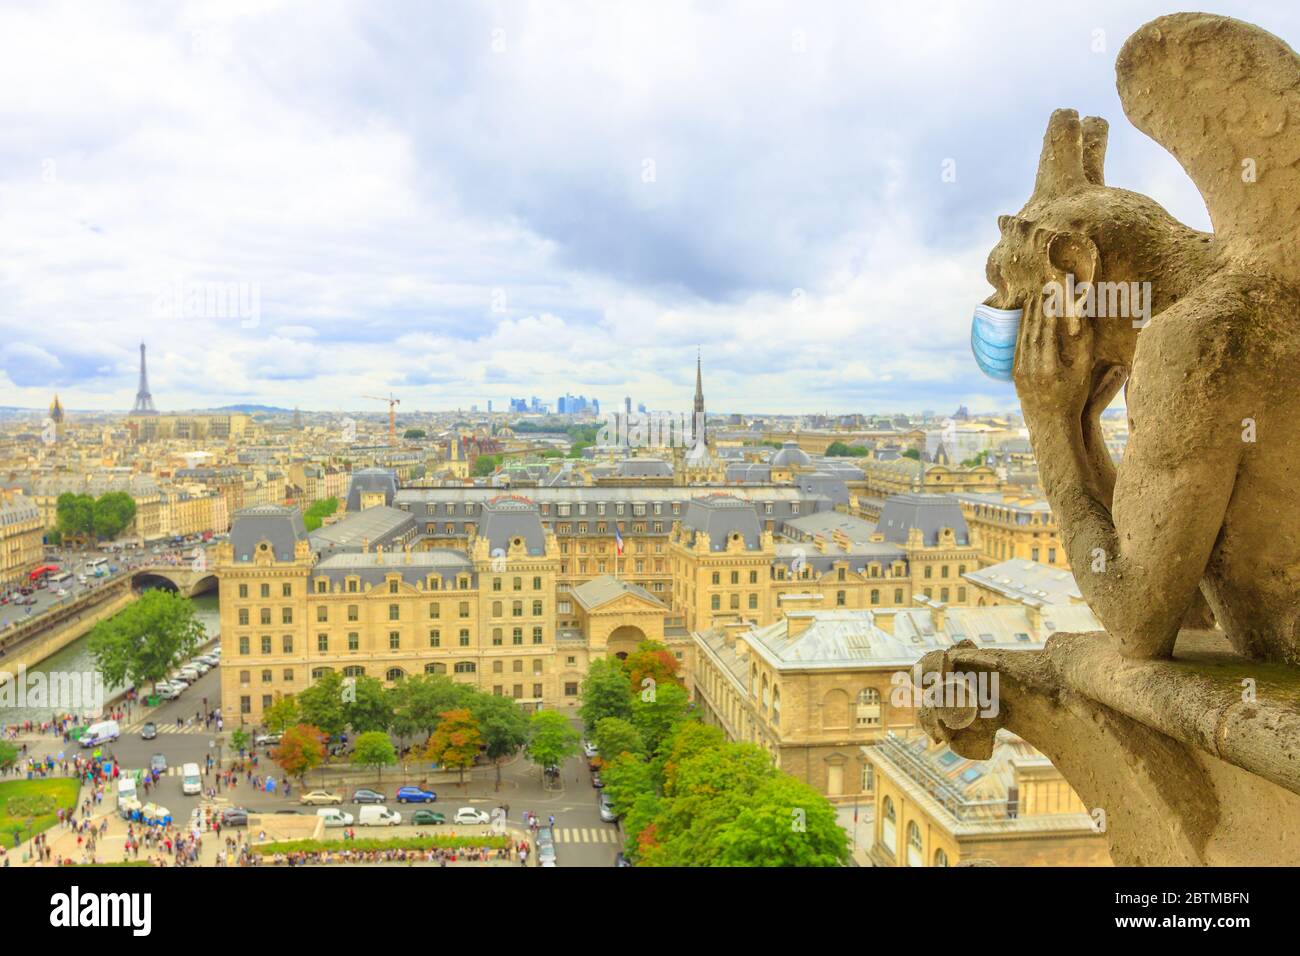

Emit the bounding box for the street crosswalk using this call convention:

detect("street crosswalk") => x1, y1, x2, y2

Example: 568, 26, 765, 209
123, 765, 186, 777
122, 720, 212, 735
554, 827, 620, 844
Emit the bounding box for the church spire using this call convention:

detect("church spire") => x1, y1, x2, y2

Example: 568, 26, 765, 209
693, 348, 707, 449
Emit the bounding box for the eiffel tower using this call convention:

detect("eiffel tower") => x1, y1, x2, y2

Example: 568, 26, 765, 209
130, 342, 159, 416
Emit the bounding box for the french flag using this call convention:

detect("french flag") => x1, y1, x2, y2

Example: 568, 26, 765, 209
614, 524, 624, 556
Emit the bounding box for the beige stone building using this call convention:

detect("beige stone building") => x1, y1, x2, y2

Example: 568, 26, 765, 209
0, 490, 44, 588
863, 730, 1111, 867
689, 604, 1099, 806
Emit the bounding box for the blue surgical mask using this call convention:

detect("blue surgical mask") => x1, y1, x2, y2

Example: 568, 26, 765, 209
971, 304, 1022, 381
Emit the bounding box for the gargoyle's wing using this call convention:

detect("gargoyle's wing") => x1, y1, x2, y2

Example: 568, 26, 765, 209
1117, 13, 1300, 281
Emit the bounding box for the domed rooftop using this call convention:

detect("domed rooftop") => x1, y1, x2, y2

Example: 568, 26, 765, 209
771, 441, 812, 468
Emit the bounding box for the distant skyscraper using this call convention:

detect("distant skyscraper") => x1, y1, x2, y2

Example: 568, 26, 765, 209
130, 342, 159, 416
625, 396, 632, 416
293, 406, 302, 429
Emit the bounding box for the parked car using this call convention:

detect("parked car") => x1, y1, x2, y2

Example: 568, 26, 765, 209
140, 721, 157, 740
453, 807, 491, 826
317, 809, 354, 828
254, 733, 282, 748
358, 805, 402, 827
591, 771, 605, 788
615, 852, 632, 867
155, 684, 182, 701
583, 741, 599, 758
395, 786, 437, 804
412, 809, 446, 826
299, 790, 343, 806
599, 794, 618, 823
149, 753, 167, 774
219, 807, 249, 828
352, 788, 385, 804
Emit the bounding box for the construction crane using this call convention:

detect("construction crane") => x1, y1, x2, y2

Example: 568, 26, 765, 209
362, 394, 401, 443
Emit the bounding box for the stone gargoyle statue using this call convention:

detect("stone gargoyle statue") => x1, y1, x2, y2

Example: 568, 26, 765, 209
927, 13, 1300, 865
980, 12, 1300, 666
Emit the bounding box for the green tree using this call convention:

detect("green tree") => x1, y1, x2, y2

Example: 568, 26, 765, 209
630, 681, 692, 755
825, 441, 869, 457
229, 728, 251, 756
642, 742, 776, 866
468, 692, 528, 791
578, 657, 633, 732
87, 589, 205, 695
272, 724, 327, 784
297, 671, 347, 740
425, 708, 482, 786
302, 497, 339, 532
713, 774, 850, 867
472, 455, 500, 476
388, 674, 472, 742
0, 741, 17, 770
402, 428, 426, 440
351, 730, 397, 782
961, 454, 987, 468
525, 710, 581, 783
592, 717, 644, 763
655, 721, 727, 792
344, 675, 393, 733
901, 448, 921, 460
263, 694, 301, 733
55, 493, 95, 543
92, 492, 137, 539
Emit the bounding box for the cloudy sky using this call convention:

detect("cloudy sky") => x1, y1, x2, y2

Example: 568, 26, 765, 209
1, 1, 1294, 415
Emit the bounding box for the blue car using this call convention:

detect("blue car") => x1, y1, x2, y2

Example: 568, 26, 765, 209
396, 786, 437, 804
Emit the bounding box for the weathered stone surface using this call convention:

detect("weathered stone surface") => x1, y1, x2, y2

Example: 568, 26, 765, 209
926, 13, 1300, 865
982, 12, 1300, 666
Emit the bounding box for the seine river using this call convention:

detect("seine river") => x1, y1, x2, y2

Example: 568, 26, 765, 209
0, 591, 219, 727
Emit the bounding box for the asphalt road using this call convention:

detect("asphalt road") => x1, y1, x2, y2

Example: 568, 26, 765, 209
101, 663, 622, 866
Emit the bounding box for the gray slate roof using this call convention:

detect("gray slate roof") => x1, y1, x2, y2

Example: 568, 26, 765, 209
680, 493, 763, 551
570, 574, 668, 611
877, 493, 970, 546
230, 505, 308, 562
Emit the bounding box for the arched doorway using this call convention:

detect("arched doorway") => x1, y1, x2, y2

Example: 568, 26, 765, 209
606, 624, 647, 660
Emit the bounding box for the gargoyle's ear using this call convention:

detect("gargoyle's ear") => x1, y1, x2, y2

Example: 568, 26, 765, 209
1081, 116, 1108, 186
1031, 109, 1089, 202
1047, 231, 1101, 284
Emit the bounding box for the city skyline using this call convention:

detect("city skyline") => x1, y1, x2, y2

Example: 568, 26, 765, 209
4, 1, 1292, 414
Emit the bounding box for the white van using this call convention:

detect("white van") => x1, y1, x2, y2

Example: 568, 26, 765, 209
80, 719, 120, 747
358, 805, 402, 827
181, 762, 202, 796
317, 808, 354, 828
117, 777, 138, 809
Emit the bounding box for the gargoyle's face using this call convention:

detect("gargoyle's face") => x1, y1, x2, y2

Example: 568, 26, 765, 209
983, 214, 1047, 311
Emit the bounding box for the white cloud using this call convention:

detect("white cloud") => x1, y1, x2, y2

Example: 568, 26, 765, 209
0, 0, 1289, 413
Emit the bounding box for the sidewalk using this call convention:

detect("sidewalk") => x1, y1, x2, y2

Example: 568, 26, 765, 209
11, 794, 540, 867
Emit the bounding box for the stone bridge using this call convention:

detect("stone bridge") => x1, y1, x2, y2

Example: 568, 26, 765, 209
130, 564, 219, 597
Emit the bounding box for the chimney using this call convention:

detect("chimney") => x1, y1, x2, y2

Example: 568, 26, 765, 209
1025, 600, 1043, 636
786, 612, 816, 639
932, 601, 946, 633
